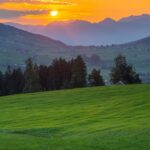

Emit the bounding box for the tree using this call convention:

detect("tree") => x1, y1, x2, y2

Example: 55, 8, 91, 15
88, 69, 105, 86
110, 55, 141, 84
51, 58, 72, 90
0, 71, 4, 95
38, 65, 53, 91
71, 56, 87, 88
11, 68, 25, 94
3, 66, 13, 95
0, 56, 89, 96
24, 58, 41, 92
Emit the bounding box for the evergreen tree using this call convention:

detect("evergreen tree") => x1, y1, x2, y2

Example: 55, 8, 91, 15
38, 65, 52, 91
88, 69, 105, 86
71, 56, 87, 88
110, 55, 142, 84
24, 58, 41, 92
0, 56, 89, 96
0, 71, 4, 95
11, 68, 25, 94
51, 58, 72, 90
4, 66, 13, 95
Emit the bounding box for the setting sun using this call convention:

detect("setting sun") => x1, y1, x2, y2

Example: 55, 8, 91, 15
50, 10, 58, 17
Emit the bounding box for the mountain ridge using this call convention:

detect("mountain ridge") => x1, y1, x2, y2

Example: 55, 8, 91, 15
5, 14, 150, 46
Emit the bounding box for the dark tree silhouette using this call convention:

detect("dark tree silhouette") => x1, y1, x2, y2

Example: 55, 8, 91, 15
51, 58, 70, 90
110, 55, 141, 84
4, 66, 13, 95
0, 71, 4, 95
88, 69, 104, 86
38, 65, 51, 91
0, 55, 106, 96
24, 58, 41, 92
11, 68, 25, 94
71, 56, 87, 88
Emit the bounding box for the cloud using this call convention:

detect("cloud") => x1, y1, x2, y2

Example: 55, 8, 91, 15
0, 0, 76, 20
0, 0, 75, 5
0, 9, 48, 18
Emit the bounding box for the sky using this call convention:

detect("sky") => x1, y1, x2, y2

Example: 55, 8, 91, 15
0, 0, 150, 25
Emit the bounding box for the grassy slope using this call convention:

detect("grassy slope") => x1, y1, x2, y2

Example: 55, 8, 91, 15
0, 85, 149, 150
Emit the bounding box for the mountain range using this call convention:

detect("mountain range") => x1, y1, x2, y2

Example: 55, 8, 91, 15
1, 23, 150, 82
6, 14, 150, 46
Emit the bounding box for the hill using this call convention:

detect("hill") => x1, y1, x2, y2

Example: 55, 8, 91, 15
0, 84, 149, 150
1, 23, 150, 81
0, 23, 71, 69
0, 23, 98, 70
7, 14, 150, 45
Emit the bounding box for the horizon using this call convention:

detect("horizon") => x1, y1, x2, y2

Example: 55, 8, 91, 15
1, 13, 150, 26
0, 0, 150, 25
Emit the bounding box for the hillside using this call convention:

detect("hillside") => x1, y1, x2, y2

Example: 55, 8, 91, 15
0, 85, 149, 150
0, 23, 70, 69
7, 14, 150, 45
1, 23, 150, 81
0, 23, 97, 70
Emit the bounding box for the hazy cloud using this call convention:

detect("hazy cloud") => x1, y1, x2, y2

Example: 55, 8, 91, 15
0, 0, 75, 5
0, 9, 48, 18
0, 0, 76, 21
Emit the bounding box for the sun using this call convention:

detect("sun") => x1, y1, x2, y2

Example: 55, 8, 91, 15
50, 10, 58, 17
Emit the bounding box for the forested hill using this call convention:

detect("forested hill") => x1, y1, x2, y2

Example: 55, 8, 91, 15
0, 23, 150, 81
0, 23, 71, 68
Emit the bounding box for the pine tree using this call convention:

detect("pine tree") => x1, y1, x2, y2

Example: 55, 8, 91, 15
71, 56, 87, 88
4, 66, 13, 95
38, 65, 52, 91
88, 69, 104, 86
0, 71, 4, 96
110, 55, 141, 84
51, 58, 72, 90
24, 58, 41, 92
11, 68, 25, 94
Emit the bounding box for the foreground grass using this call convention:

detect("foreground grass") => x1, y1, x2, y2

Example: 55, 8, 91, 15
0, 84, 149, 150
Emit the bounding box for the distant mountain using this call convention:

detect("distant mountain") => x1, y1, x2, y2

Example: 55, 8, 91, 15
119, 14, 150, 23
6, 14, 150, 46
1, 23, 150, 82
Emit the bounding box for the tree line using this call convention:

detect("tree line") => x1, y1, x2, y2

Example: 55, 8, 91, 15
0, 55, 141, 96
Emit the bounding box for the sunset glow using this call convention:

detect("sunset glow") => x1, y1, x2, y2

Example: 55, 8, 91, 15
0, 0, 150, 24
50, 10, 58, 17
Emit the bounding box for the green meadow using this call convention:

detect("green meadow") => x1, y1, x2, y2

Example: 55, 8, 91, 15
0, 84, 149, 150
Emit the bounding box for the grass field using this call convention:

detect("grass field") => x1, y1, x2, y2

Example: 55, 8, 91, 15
0, 84, 149, 150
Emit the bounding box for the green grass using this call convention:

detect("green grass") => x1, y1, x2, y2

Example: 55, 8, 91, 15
0, 84, 149, 150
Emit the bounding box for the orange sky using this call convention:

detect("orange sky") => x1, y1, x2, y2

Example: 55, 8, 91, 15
0, 0, 150, 25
